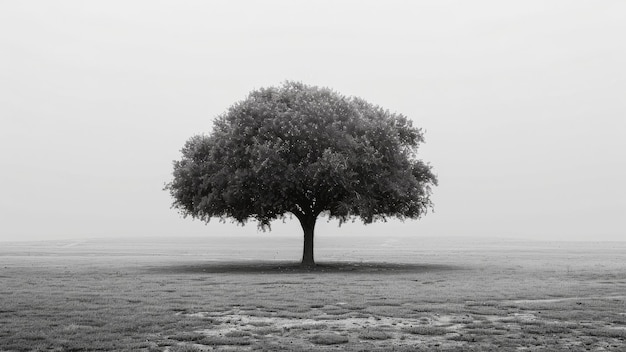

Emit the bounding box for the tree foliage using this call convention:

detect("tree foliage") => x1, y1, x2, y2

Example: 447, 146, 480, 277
166, 81, 437, 231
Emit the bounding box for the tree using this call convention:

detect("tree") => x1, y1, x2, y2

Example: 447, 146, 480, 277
165, 82, 437, 266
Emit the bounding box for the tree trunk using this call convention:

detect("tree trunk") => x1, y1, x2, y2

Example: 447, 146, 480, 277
299, 216, 316, 266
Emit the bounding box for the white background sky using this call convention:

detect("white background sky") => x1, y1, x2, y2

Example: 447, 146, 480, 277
1, 1, 624, 242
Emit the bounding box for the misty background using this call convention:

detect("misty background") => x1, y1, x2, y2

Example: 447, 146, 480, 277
1, 1, 624, 242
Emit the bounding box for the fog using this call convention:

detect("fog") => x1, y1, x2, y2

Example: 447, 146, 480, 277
1, 1, 624, 242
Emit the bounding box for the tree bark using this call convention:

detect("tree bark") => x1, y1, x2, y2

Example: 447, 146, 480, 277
299, 215, 316, 266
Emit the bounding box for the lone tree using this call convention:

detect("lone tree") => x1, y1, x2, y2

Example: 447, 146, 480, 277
166, 82, 437, 266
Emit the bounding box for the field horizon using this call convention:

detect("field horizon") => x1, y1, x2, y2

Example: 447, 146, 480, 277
1, 235, 625, 351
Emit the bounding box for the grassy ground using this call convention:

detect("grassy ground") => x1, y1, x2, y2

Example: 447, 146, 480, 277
0, 236, 625, 351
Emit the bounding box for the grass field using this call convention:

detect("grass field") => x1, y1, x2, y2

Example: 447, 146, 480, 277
1, 235, 625, 351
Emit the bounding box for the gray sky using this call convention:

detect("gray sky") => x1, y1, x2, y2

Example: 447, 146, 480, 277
1, 1, 624, 242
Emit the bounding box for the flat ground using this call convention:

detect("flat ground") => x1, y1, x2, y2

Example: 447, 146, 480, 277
0, 235, 625, 351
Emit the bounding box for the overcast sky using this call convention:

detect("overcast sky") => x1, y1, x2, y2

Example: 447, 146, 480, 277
1, 1, 624, 242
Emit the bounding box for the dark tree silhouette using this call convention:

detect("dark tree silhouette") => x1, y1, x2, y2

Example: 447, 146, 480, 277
166, 82, 437, 266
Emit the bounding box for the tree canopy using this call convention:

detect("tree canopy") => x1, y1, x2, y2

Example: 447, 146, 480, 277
166, 81, 437, 265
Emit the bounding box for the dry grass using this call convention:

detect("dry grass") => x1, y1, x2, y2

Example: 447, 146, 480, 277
402, 326, 449, 335
310, 333, 350, 345
1, 236, 625, 351
585, 327, 626, 338
358, 329, 392, 340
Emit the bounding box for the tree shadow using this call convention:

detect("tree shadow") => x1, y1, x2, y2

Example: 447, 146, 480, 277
145, 261, 462, 275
